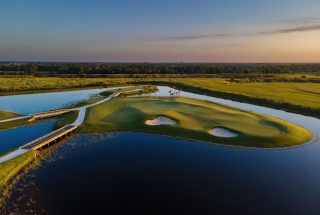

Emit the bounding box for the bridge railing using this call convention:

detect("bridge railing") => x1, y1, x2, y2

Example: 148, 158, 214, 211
21, 92, 121, 150
21, 125, 76, 149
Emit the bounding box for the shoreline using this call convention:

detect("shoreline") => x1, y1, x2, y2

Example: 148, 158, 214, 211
0, 79, 319, 119
76, 130, 318, 151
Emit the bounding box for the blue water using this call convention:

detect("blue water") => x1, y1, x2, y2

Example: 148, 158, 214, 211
0, 120, 57, 154
8, 132, 320, 214
0, 88, 108, 115
2, 86, 320, 214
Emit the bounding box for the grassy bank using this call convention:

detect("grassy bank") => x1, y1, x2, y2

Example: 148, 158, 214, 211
1, 77, 320, 117
0, 151, 34, 188
80, 97, 312, 148
154, 78, 320, 109
0, 77, 133, 95
0, 150, 35, 208
54, 111, 79, 129
106, 85, 158, 97
0, 111, 21, 121
0, 118, 31, 131
142, 80, 320, 118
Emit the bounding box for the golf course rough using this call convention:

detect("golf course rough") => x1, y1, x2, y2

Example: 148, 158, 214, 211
80, 97, 312, 148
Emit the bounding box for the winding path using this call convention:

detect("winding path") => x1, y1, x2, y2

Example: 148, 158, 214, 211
0, 115, 31, 123
0, 93, 120, 164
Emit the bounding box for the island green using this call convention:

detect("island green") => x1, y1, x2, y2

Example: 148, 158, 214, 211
80, 97, 312, 148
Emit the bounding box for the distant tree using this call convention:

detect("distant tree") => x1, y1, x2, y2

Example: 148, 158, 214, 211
24, 64, 38, 75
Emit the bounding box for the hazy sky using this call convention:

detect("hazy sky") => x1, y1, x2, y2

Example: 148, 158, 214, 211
1, 0, 320, 62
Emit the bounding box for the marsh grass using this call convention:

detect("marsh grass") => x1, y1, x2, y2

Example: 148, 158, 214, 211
0, 135, 74, 210
0, 150, 35, 208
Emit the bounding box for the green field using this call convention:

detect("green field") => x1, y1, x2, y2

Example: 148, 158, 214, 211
80, 97, 312, 148
1, 76, 320, 117
156, 78, 320, 109
0, 77, 133, 95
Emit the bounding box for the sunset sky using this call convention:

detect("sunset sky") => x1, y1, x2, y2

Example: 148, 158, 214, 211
1, 0, 320, 62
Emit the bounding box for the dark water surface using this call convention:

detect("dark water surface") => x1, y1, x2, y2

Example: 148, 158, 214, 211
6, 132, 320, 215
0, 120, 57, 154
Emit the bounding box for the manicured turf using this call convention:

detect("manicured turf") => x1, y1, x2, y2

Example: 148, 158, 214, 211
0, 111, 20, 121
80, 97, 312, 148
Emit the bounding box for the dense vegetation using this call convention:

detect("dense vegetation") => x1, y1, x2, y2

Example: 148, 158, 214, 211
81, 97, 312, 148
1, 62, 320, 76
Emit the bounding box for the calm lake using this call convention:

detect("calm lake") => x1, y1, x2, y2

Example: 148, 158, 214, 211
1, 87, 320, 214
0, 88, 111, 114
0, 120, 57, 154
0, 87, 125, 153
6, 132, 320, 214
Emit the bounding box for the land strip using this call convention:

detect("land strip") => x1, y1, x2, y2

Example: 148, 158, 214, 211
1, 77, 320, 117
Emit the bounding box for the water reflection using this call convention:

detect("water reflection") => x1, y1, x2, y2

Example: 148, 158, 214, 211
2, 86, 320, 214
4, 132, 320, 214
0, 88, 109, 114
0, 120, 57, 154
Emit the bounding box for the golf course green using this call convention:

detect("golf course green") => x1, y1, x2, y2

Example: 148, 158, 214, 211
80, 97, 312, 148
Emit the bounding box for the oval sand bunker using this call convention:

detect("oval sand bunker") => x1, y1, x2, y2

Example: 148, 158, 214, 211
145, 116, 177, 126
209, 127, 238, 138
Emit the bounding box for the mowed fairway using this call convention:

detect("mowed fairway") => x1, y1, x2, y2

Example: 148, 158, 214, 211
81, 97, 312, 148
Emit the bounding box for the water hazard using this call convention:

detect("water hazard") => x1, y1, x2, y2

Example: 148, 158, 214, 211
2, 86, 320, 214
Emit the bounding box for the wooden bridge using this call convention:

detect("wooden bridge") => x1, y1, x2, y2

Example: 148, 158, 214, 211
0, 92, 121, 164
21, 124, 78, 150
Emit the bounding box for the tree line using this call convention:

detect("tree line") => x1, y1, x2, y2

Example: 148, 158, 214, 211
1, 62, 320, 75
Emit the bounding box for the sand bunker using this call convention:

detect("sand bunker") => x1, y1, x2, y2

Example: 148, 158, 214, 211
145, 116, 177, 126
209, 127, 238, 138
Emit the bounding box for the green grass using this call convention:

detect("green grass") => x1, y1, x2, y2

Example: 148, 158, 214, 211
0, 118, 31, 131
0, 111, 21, 121
1, 76, 320, 117
139, 78, 320, 117
80, 97, 312, 148
108, 85, 158, 97
160, 78, 320, 109
54, 111, 79, 129
0, 151, 34, 188
0, 77, 134, 95
2, 76, 320, 109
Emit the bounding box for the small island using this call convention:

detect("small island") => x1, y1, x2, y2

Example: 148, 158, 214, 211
80, 96, 312, 148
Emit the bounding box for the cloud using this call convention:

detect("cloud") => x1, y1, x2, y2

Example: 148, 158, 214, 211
283, 17, 320, 24
262, 24, 320, 34
164, 24, 320, 40
164, 33, 232, 40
